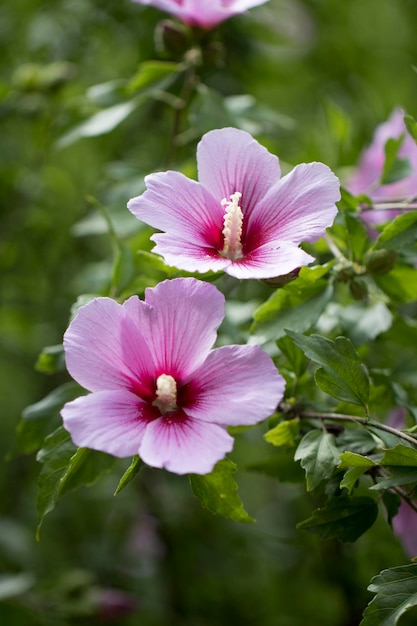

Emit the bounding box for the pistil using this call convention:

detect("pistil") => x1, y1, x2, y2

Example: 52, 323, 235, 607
221, 191, 244, 260
153, 374, 178, 415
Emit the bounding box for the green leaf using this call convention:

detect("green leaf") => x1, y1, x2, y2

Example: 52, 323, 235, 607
13, 383, 84, 455
373, 211, 417, 250
360, 564, 417, 626
338, 451, 378, 469
0, 573, 35, 601
189, 459, 254, 523
36, 428, 115, 537
405, 114, 417, 144
127, 60, 180, 93
59, 447, 115, 496
381, 135, 413, 185
294, 430, 340, 491
376, 264, 417, 302
277, 335, 308, 378
57, 100, 140, 148
264, 418, 300, 447
188, 85, 235, 135
36, 427, 76, 538
286, 332, 369, 407
297, 495, 378, 542
370, 468, 417, 491
35, 344, 65, 374
251, 265, 334, 341
380, 444, 417, 466
114, 456, 143, 495
340, 466, 370, 494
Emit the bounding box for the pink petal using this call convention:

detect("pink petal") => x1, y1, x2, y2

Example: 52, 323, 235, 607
247, 162, 340, 247
128, 171, 223, 249
123, 278, 225, 380
151, 233, 231, 274
61, 390, 156, 457
132, 0, 268, 28
64, 297, 154, 394
225, 241, 314, 279
139, 415, 234, 475
197, 128, 281, 216
348, 109, 417, 202
184, 344, 284, 426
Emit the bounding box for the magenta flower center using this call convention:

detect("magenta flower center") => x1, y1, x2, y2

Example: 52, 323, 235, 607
152, 374, 178, 415
220, 191, 244, 261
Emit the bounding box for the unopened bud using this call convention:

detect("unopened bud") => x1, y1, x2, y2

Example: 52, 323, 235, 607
349, 277, 368, 300
365, 249, 397, 276
154, 20, 191, 58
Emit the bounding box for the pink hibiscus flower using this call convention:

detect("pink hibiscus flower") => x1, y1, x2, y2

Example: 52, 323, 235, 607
128, 128, 340, 280
61, 278, 284, 475
132, 0, 269, 29
347, 109, 417, 228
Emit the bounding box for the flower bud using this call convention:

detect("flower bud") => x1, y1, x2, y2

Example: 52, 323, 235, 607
364, 249, 397, 275
349, 277, 368, 300
154, 19, 191, 58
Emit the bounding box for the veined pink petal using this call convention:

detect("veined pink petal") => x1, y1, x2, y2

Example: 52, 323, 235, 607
184, 344, 284, 425
197, 127, 281, 216
139, 415, 234, 474
247, 162, 340, 247
62, 390, 155, 457
224, 241, 314, 279
128, 171, 223, 249
132, 0, 269, 29
123, 278, 225, 380
63, 297, 154, 394
151, 233, 232, 274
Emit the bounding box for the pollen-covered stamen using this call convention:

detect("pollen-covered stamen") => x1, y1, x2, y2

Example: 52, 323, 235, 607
221, 191, 244, 260
153, 374, 178, 415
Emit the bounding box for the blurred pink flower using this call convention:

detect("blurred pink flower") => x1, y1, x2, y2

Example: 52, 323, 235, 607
132, 0, 269, 29
392, 500, 417, 559
347, 109, 417, 228
61, 278, 284, 475
128, 128, 340, 280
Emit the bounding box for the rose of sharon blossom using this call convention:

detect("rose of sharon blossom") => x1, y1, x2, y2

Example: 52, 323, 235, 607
61, 278, 284, 475
347, 109, 417, 228
128, 128, 340, 280
132, 0, 269, 29
392, 500, 417, 559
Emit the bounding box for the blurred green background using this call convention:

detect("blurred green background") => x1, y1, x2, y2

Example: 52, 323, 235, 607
1, 0, 417, 624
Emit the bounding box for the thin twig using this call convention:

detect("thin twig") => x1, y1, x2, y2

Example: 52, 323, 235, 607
300, 410, 417, 447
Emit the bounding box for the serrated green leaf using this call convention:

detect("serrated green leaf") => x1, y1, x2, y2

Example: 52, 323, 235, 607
297, 496, 378, 542
338, 451, 377, 469
380, 444, 417, 466
340, 466, 370, 494
370, 468, 417, 491
264, 418, 300, 447
373, 211, 417, 250
294, 430, 340, 491
287, 332, 369, 407
189, 459, 254, 523
277, 335, 308, 378
360, 564, 417, 626
114, 456, 143, 495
